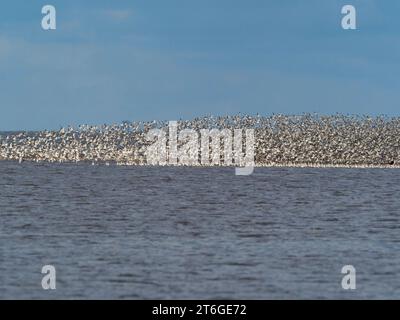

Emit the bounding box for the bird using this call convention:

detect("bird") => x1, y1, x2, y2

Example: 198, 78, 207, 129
0, 114, 399, 168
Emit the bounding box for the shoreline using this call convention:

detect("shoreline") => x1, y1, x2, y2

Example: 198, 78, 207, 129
1, 159, 399, 169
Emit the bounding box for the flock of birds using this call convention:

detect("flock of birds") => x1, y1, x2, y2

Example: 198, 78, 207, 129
0, 114, 399, 167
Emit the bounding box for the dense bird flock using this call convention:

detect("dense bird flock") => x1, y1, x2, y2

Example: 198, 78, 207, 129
1, 114, 400, 167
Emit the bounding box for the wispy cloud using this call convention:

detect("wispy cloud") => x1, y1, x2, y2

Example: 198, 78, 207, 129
103, 9, 133, 22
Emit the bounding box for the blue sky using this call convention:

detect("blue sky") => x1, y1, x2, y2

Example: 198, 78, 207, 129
0, 0, 399, 130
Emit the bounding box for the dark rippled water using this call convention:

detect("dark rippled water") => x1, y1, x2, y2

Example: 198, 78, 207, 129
1, 161, 400, 299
